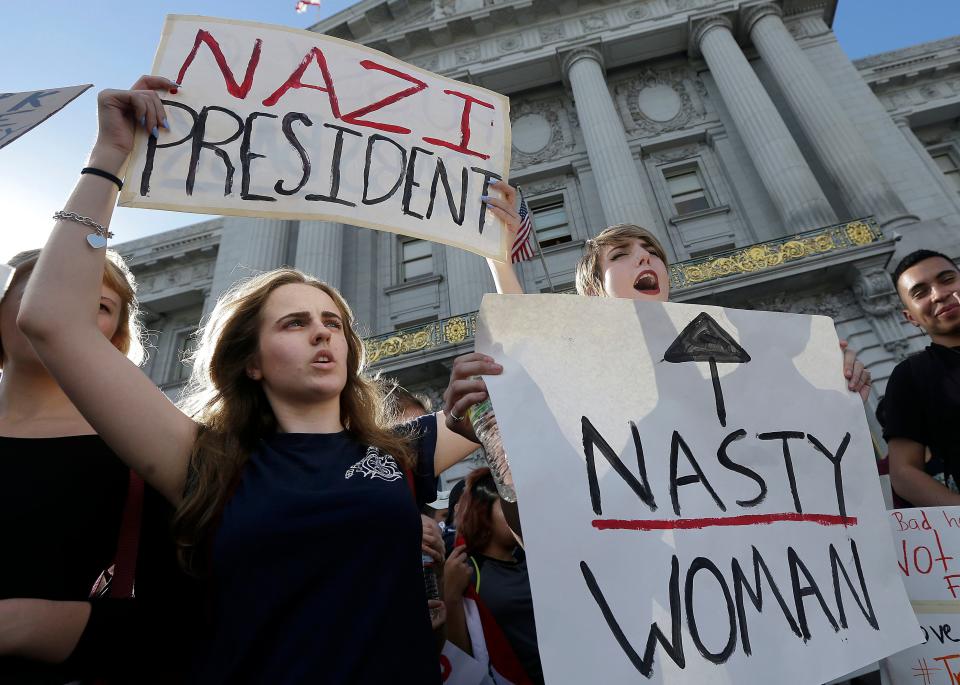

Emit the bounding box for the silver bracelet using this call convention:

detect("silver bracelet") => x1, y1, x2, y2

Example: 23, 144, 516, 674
52, 211, 114, 248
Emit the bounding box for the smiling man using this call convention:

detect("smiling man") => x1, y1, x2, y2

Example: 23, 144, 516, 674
885, 249, 960, 506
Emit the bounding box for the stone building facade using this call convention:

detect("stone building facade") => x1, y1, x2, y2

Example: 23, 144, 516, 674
116, 0, 960, 485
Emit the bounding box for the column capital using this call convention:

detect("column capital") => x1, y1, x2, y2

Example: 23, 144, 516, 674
741, 2, 783, 36
559, 45, 604, 82
688, 14, 734, 57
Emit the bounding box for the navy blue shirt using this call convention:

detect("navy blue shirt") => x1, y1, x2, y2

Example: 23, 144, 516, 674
191, 416, 440, 685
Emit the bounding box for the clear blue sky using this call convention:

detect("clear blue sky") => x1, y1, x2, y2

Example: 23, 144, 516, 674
1, 0, 958, 261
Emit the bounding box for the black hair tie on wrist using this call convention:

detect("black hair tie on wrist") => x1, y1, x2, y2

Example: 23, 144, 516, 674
81, 167, 123, 191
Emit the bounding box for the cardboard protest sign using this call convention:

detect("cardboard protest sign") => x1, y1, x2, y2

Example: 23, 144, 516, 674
476, 294, 919, 684
120, 15, 512, 260
0, 85, 91, 150
884, 507, 960, 684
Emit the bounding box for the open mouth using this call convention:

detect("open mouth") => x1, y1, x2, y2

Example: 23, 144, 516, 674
312, 351, 335, 365
633, 270, 661, 295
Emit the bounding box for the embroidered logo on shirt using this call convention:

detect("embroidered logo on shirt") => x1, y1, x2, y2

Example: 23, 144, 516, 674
345, 446, 403, 482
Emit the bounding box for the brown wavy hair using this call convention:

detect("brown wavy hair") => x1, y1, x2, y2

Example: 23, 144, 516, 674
173, 269, 415, 573
575, 224, 669, 297
457, 467, 500, 555
2, 248, 144, 367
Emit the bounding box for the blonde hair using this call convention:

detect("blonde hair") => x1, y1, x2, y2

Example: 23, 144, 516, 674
173, 269, 415, 573
1, 248, 145, 367
575, 224, 670, 297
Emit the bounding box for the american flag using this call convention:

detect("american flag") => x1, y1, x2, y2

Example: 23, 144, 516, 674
511, 187, 535, 263
295, 0, 321, 13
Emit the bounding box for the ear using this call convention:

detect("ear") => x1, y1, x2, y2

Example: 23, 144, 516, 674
902, 308, 921, 328
246, 357, 262, 381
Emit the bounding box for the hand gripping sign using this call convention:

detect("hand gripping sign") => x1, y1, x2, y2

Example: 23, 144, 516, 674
120, 15, 512, 260
475, 294, 920, 685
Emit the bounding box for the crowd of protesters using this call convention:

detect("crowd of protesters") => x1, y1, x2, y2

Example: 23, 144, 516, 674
0, 74, 956, 685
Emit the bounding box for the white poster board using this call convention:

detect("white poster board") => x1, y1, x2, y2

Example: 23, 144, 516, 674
0, 84, 91, 150
885, 507, 960, 684
120, 15, 512, 260
476, 294, 919, 684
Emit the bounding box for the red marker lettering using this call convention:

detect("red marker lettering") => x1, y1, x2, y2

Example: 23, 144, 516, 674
263, 47, 341, 116
423, 90, 495, 160
177, 29, 262, 99
341, 60, 428, 134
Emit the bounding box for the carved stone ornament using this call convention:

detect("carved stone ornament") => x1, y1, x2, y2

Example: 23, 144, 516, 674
626, 5, 650, 21
580, 14, 609, 32
648, 145, 701, 164
618, 69, 703, 135
853, 266, 913, 359
455, 45, 481, 65
539, 23, 566, 45
510, 99, 576, 167
412, 54, 440, 72
747, 290, 861, 320
497, 34, 522, 53
521, 177, 567, 196
432, 0, 457, 19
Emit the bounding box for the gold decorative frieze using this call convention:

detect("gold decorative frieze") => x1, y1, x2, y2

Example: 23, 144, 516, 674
364, 218, 883, 366
669, 219, 883, 289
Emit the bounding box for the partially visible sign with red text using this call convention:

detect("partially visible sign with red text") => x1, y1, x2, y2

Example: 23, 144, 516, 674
120, 15, 512, 260
885, 507, 960, 684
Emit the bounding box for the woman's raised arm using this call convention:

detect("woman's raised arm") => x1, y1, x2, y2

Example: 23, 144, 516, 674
18, 77, 197, 504
483, 181, 526, 295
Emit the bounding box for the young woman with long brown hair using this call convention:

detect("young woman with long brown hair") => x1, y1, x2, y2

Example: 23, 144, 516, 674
0, 249, 200, 684
18, 77, 493, 684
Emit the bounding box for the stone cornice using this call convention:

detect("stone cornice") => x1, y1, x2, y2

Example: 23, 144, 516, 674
854, 35, 960, 74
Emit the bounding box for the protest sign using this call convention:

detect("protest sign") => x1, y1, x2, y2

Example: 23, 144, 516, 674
476, 294, 919, 684
884, 507, 960, 684
120, 15, 512, 260
0, 85, 91, 150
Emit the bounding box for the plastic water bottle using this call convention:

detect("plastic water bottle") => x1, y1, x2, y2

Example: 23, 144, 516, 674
422, 553, 440, 602
467, 398, 517, 503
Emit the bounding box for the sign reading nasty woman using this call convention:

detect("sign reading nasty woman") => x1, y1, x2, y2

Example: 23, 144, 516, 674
120, 15, 512, 260
476, 295, 919, 684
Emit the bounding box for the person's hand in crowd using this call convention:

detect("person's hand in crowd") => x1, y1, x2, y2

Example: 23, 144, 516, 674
428, 599, 447, 630
839, 340, 872, 402
422, 514, 445, 566
443, 545, 473, 601
91, 75, 178, 172
482, 181, 521, 236
442, 353, 503, 443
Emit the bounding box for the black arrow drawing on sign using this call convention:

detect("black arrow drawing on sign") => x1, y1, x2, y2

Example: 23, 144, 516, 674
663, 312, 751, 427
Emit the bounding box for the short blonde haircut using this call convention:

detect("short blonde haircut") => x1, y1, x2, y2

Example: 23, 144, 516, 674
1, 249, 145, 367
575, 224, 670, 297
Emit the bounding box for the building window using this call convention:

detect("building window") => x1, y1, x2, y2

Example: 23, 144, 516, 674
401, 238, 433, 281
664, 166, 710, 215
932, 150, 960, 194
168, 329, 195, 383
531, 198, 571, 249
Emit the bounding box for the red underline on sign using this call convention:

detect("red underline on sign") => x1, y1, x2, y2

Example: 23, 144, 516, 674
592, 513, 858, 531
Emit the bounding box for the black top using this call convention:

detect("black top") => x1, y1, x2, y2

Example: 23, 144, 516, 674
191, 416, 440, 685
883, 343, 960, 488
475, 549, 544, 685
0, 435, 201, 684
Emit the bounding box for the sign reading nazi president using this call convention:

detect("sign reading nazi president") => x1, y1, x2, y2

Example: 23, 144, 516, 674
476, 294, 919, 684
120, 15, 512, 260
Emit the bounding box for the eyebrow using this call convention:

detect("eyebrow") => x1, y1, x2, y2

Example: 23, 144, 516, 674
275, 310, 343, 325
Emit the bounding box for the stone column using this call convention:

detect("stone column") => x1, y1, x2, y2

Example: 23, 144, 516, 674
445, 246, 495, 316
893, 116, 960, 215
295, 220, 343, 289
745, 3, 917, 229
853, 261, 912, 362
692, 15, 837, 232
560, 46, 661, 234
206, 217, 289, 313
